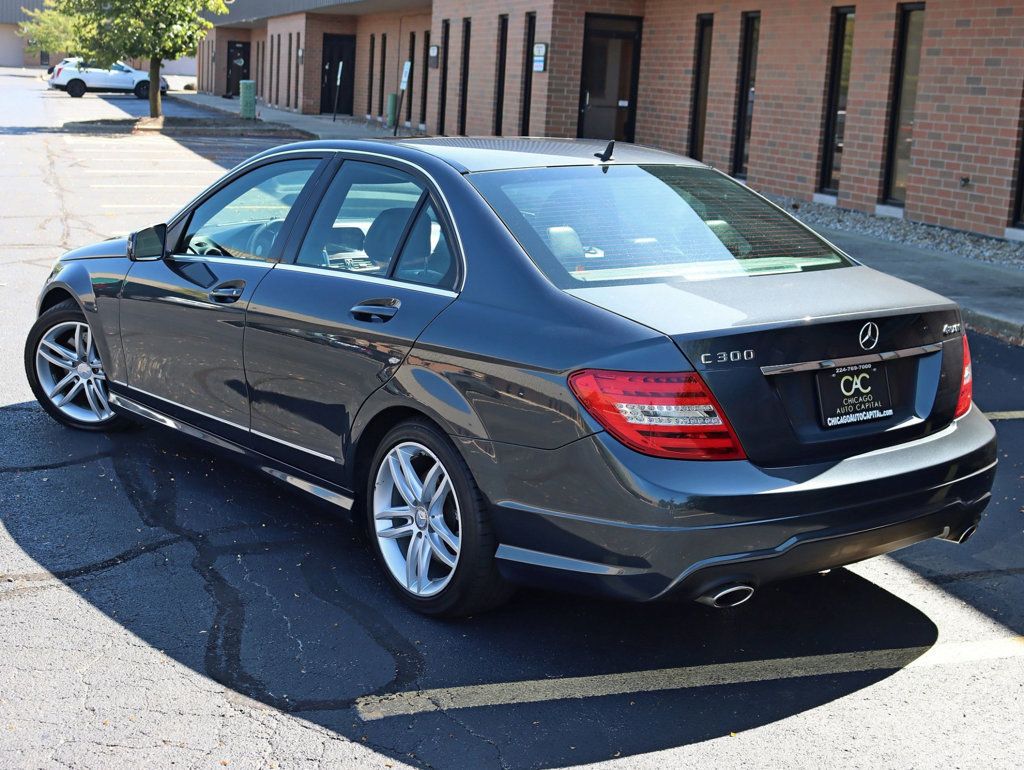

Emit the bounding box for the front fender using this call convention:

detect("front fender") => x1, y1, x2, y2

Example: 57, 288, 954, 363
37, 256, 132, 385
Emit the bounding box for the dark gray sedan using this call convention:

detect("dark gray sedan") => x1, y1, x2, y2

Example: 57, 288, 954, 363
24, 138, 997, 616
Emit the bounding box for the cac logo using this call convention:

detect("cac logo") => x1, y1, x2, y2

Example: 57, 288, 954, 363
840, 372, 872, 396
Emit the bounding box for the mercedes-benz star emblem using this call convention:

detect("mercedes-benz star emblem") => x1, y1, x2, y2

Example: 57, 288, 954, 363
858, 321, 880, 351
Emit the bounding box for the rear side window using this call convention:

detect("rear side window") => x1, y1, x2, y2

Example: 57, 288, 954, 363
469, 164, 850, 286
297, 161, 424, 276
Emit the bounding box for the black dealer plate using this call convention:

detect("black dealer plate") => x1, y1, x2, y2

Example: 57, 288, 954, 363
816, 362, 894, 429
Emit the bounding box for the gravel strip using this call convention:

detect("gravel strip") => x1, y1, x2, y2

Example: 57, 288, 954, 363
770, 195, 1024, 271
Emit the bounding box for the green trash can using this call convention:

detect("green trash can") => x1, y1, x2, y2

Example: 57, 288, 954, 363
239, 80, 256, 119
386, 92, 398, 128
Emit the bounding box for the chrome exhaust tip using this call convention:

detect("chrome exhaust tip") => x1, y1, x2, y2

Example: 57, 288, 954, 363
939, 523, 979, 545
697, 583, 755, 609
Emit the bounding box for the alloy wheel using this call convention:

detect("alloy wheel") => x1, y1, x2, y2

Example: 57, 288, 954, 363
34, 320, 114, 424
373, 441, 462, 597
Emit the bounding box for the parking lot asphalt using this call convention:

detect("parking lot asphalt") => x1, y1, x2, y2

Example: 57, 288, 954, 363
1, 68, 1023, 769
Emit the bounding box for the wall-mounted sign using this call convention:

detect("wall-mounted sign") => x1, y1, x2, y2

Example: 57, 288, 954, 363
532, 42, 547, 73
428, 44, 439, 69
400, 59, 412, 91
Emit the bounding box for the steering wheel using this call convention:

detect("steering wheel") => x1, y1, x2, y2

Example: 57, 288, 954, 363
247, 220, 283, 260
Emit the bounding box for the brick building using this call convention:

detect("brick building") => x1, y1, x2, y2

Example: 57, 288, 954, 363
198, 0, 1024, 240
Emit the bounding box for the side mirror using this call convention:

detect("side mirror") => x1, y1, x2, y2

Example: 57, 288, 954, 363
128, 223, 167, 261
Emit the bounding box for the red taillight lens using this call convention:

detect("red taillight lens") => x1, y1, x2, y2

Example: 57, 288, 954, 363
954, 334, 973, 418
568, 369, 746, 460
55, 66, 62, 78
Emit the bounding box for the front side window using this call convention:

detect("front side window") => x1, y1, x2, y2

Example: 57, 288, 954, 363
180, 159, 320, 261
471, 164, 850, 287
297, 161, 425, 276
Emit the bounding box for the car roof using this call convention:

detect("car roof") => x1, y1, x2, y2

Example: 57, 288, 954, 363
265, 137, 704, 174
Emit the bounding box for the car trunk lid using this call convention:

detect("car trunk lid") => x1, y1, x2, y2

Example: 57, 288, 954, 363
566, 266, 965, 466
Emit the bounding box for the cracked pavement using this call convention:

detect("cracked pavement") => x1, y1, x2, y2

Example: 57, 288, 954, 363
1, 67, 1023, 769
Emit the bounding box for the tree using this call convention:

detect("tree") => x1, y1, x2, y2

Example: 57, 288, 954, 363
17, 0, 94, 57
61, 0, 228, 118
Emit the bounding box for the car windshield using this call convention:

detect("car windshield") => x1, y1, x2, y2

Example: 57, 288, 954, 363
469, 164, 851, 286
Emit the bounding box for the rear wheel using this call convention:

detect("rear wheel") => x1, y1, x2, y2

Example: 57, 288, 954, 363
365, 419, 512, 617
66, 79, 86, 98
133, 81, 149, 100
24, 300, 128, 431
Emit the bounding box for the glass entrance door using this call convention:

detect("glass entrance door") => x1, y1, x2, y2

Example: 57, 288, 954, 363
577, 15, 643, 142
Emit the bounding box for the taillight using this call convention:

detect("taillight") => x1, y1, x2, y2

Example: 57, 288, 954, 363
568, 369, 746, 460
954, 334, 973, 418
55, 66, 63, 78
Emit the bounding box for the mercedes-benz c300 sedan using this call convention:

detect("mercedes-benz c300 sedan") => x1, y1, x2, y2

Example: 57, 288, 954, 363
25, 138, 997, 616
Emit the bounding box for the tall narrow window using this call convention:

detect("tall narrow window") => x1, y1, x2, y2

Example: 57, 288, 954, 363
367, 34, 375, 116
1017, 135, 1024, 225
420, 31, 430, 125
379, 33, 388, 117
884, 4, 925, 204
406, 31, 416, 123
689, 15, 713, 160
286, 33, 292, 108
494, 15, 509, 135
458, 19, 471, 135
520, 12, 536, 136
438, 20, 450, 134
275, 34, 282, 105
732, 12, 760, 177
294, 32, 300, 110
820, 8, 855, 192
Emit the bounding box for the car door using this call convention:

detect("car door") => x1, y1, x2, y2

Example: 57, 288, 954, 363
108, 63, 135, 91
244, 157, 460, 480
117, 154, 327, 438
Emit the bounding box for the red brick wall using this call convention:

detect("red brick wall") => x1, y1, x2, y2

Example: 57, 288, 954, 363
354, 12, 432, 123
300, 14, 358, 115
904, 1, 1024, 235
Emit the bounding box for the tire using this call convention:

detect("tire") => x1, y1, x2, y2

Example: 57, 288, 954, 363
24, 299, 129, 432
365, 418, 513, 617
134, 81, 149, 100
66, 80, 86, 98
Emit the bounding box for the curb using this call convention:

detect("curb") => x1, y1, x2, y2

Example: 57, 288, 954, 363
962, 308, 1024, 346
164, 93, 316, 139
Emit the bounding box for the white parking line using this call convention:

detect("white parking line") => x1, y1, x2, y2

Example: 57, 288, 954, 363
354, 635, 1024, 721
985, 410, 1024, 421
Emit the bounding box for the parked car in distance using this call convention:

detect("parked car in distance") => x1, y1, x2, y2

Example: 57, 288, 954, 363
24, 138, 997, 618
48, 58, 169, 99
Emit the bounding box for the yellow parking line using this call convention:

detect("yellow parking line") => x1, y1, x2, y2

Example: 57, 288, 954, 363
355, 636, 1024, 721
985, 411, 1024, 421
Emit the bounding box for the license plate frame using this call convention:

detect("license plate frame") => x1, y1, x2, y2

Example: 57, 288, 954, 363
816, 362, 894, 429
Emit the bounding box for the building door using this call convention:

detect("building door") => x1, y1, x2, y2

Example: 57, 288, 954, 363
577, 14, 643, 142
321, 34, 356, 114
226, 41, 250, 97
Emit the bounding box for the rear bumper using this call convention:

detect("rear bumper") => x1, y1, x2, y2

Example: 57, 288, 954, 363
459, 407, 997, 602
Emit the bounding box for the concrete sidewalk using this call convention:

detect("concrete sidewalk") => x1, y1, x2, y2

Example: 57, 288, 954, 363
168, 90, 421, 140
820, 227, 1024, 343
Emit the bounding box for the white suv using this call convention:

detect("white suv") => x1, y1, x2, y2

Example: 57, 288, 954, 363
49, 58, 169, 99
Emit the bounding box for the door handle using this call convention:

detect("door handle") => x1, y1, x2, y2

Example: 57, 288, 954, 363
350, 298, 400, 322
209, 282, 244, 303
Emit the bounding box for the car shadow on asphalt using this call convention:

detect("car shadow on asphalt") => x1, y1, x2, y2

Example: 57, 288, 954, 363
1, 400, 950, 767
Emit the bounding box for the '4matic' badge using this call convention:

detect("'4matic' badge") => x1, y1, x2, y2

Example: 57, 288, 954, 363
943, 322, 962, 335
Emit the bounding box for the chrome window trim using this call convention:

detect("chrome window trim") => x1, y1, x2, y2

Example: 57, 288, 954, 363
274, 262, 458, 298
165, 254, 277, 268
251, 428, 338, 462
760, 342, 943, 376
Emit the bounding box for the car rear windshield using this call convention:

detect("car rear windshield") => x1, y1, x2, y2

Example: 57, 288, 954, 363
469, 164, 851, 286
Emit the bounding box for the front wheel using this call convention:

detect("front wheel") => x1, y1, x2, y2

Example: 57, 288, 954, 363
24, 299, 129, 431
366, 419, 512, 617
134, 81, 149, 100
